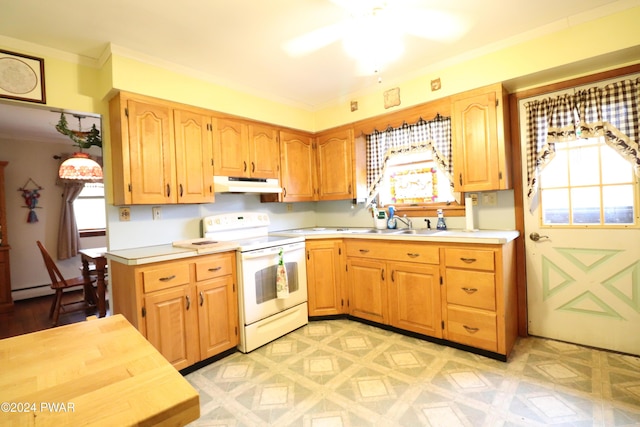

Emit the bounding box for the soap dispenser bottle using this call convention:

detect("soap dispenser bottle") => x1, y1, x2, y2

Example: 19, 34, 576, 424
436, 209, 447, 230
387, 206, 397, 229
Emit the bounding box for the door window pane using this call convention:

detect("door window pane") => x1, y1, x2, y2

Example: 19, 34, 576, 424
539, 136, 637, 228
603, 185, 635, 224
541, 188, 569, 225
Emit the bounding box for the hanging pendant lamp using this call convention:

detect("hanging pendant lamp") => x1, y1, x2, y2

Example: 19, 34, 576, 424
55, 113, 103, 181
58, 152, 103, 181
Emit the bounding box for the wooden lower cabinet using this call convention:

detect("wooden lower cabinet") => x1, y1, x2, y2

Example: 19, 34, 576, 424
111, 251, 238, 370
442, 242, 517, 356
336, 238, 517, 358
347, 257, 388, 324
388, 262, 442, 338
345, 240, 442, 337
145, 285, 198, 370
306, 239, 346, 316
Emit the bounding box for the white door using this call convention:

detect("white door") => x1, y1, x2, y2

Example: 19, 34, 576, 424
519, 87, 640, 355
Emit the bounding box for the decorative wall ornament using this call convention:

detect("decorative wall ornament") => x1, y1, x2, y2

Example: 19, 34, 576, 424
384, 87, 400, 109
18, 178, 43, 223
0, 49, 46, 104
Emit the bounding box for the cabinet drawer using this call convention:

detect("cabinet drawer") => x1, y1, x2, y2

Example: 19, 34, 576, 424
444, 248, 494, 271
447, 306, 497, 352
346, 240, 439, 264
446, 269, 495, 310
195, 254, 234, 281
142, 264, 190, 293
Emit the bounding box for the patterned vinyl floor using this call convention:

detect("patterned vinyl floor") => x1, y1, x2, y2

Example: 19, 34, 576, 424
185, 319, 640, 426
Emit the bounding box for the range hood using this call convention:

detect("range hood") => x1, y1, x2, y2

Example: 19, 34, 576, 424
213, 176, 282, 193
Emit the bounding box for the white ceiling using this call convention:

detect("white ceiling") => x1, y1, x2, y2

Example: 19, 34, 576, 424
0, 0, 638, 143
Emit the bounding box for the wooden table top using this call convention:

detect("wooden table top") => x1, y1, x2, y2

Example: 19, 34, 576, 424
0, 315, 199, 426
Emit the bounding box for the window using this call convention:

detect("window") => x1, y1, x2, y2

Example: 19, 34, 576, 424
378, 151, 456, 206
74, 183, 106, 233
539, 136, 638, 227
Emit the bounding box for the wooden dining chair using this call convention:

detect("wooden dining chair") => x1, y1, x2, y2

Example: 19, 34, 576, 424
36, 241, 97, 326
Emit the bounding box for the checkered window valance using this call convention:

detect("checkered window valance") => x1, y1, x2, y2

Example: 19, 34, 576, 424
525, 77, 640, 210
365, 115, 452, 205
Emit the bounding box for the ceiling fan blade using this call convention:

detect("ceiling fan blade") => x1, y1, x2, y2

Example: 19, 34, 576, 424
393, 9, 468, 42
282, 22, 346, 57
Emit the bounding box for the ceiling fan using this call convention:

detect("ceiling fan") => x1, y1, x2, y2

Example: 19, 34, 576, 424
283, 0, 467, 74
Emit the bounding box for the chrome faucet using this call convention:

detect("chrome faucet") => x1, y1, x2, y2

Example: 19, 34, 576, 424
395, 215, 412, 230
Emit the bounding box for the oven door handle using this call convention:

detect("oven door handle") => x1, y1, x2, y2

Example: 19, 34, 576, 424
241, 245, 302, 260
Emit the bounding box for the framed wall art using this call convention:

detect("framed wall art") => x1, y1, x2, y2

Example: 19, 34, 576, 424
0, 49, 46, 104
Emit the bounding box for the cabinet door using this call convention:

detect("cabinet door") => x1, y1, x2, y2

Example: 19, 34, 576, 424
452, 84, 512, 192
316, 129, 354, 200
214, 118, 249, 177
279, 130, 316, 201
127, 100, 176, 204
388, 262, 442, 338
347, 258, 388, 324
174, 109, 214, 203
306, 240, 345, 316
144, 285, 198, 370
197, 276, 238, 359
248, 124, 280, 179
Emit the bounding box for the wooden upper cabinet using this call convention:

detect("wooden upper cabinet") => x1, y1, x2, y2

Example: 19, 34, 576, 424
315, 128, 354, 200
214, 118, 249, 177
451, 83, 511, 192
110, 92, 214, 205
213, 119, 280, 179
279, 130, 316, 202
173, 109, 215, 204
248, 124, 280, 179
126, 99, 175, 205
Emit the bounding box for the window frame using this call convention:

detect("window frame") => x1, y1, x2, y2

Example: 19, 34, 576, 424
74, 183, 106, 237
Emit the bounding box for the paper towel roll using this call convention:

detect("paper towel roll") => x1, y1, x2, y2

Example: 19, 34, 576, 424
465, 197, 476, 231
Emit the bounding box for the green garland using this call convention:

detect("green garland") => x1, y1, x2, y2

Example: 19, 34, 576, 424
55, 113, 102, 149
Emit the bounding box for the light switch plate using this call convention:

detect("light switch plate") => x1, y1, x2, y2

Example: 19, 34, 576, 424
482, 192, 497, 206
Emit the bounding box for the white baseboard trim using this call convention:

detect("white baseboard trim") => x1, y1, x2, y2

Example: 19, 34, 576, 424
12, 285, 55, 301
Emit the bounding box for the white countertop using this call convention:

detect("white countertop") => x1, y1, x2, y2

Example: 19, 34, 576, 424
272, 227, 520, 244
105, 228, 519, 265
105, 242, 240, 265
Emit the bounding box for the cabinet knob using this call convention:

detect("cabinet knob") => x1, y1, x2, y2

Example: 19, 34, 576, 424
463, 325, 479, 333
199, 291, 204, 306
159, 275, 176, 281
243, 161, 247, 172
407, 253, 420, 258
185, 295, 191, 310
208, 266, 222, 272
460, 257, 476, 263
461, 287, 478, 294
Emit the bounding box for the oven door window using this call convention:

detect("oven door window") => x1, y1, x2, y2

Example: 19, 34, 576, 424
255, 262, 299, 304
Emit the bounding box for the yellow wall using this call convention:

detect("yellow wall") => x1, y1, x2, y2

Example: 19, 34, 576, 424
2, 5, 640, 135
314, 5, 640, 130
104, 54, 314, 131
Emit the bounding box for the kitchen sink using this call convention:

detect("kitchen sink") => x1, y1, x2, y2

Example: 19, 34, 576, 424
391, 229, 442, 235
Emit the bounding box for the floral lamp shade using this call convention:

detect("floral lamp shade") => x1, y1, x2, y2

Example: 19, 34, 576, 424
58, 152, 103, 181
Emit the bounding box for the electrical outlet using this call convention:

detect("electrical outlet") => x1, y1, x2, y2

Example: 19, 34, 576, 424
482, 192, 497, 206
469, 194, 478, 206
287, 204, 293, 212
152, 206, 161, 220
119, 207, 130, 222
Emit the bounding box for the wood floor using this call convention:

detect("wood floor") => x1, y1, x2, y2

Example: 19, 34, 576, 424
0, 291, 110, 339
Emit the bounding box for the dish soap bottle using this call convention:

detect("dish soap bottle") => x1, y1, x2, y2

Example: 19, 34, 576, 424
387, 206, 397, 229
436, 209, 447, 230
